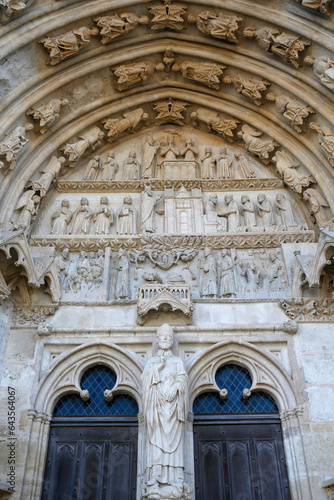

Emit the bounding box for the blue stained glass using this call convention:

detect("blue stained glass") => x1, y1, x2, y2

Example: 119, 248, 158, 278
193, 364, 278, 414
53, 365, 138, 416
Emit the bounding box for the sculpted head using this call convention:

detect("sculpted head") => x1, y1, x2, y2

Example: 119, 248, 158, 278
129, 150, 136, 159
100, 196, 108, 205
81, 197, 89, 206
124, 196, 132, 205
276, 193, 284, 203
61, 199, 70, 208
204, 146, 212, 155
257, 193, 266, 203
241, 195, 249, 204
225, 194, 233, 204
156, 323, 174, 350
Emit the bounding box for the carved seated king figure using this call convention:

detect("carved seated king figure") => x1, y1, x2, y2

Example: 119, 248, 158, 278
141, 324, 192, 500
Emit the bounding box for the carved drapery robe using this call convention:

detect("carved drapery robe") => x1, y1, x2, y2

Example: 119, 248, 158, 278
142, 351, 188, 484
69, 206, 92, 234
51, 206, 72, 234
219, 256, 236, 296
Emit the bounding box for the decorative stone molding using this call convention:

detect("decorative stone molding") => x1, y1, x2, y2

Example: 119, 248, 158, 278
280, 405, 304, 422
282, 320, 298, 334
279, 298, 334, 322
11, 305, 58, 327
56, 178, 285, 192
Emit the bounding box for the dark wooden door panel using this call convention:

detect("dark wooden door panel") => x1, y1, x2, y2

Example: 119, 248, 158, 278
42, 418, 138, 500
194, 417, 291, 500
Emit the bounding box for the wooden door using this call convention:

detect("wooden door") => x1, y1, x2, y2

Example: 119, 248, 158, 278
42, 416, 138, 500
194, 415, 291, 500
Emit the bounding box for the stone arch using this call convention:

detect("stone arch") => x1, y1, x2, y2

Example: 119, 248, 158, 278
33, 341, 145, 414
187, 340, 297, 412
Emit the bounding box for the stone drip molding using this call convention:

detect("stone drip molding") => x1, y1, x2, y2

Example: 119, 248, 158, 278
57, 178, 284, 193
30, 231, 315, 251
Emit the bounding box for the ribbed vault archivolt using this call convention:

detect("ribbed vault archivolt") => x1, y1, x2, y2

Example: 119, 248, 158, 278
0, 0, 333, 224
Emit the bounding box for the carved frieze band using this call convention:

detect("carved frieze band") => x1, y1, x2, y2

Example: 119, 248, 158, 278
56, 178, 284, 192
279, 298, 334, 322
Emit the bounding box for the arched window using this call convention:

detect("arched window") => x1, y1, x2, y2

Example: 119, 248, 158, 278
193, 364, 290, 500
42, 365, 138, 500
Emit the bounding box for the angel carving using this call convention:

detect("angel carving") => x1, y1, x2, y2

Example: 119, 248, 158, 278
102, 108, 149, 141
237, 125, 278, 159
12, 190, 41, 233
190, 108, 239, 141
94, 13, 149, 44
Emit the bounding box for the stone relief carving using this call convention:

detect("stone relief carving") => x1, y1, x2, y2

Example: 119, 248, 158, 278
303, 188, 331, 228
188, 11, 242, 43
141, 184, 163, 233
310, 122, 334, 168
117, 196, 138, 235
191, 108, 240, 141
294, 0, 333, 15
266, 93, 315, 133
83, 155, 100, 181
39, 26, 99, 65
274, 193, 299, 230
102, 108, 149, 142
141, 323, 192, 500
0, 0, 32, 23
172, 60, 225, 90
200, 247, 218, 297
0, 123, 33, 170
234, 151, 255, 179
12, 190, 40, 233
26, 98, 68, 134
305, 56, 334, 92
243, 27, 310, 68
223, 75, 271, 106
218, 249, 236, 297
216, 147, 233, 179
27, 156, 66, 198
200, 146, 216, 179
153, 98, 187, 125
123, 150, 141, 180
280, 298, 334, 321
142, 135, 159, 178
113, 61, 156, 91
93, 13, 149, 44
100, 152, 119, 180
272, 150, 315, 194
55, 248, 105, 294
92, 196, 113, 235
11, 305, 58, 327
60, 126, 104, 165
237, 125, 278, 160
68, 197, 93, 235
115, 248, 131, 299
51, 199, 72, 235
148, 0, 187, 31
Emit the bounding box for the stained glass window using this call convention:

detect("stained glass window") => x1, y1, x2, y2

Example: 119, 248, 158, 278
53, 365, 138, 416
193, 363, 278, 414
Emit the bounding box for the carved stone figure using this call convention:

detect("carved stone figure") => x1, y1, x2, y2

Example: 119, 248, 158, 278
26, 98, 68, 133
113, 61, 156, 91
303, 188, 331, 228
172, 60, 225, 90
0, 0, 32, 23
268, 253, 288, 291
256, 193, 274, 231
51, 199, 72, 235
266, 93, 315, 133
39, 27, 99, 65
237, 125, 277, 159
305, 56, 334, 91
69, 197, 93, 235
102, 108, 149, 142
0, 123, 33, 169
204, 194, 227, 231
55, 247, 72, 292
201, 147, 216, 179
160, 134, 179, 160
310, 122, 334, 167
243, 27, 310, 68
240, 195, 257, 231
142, 135, 159, 178
180, 138, 198, 160
272, 150, 315, 194
13, 190, 40, 232
100, 152, 119, 180
115, 248, 130, 299
141, 184, 162, 233
274, 193, 297, 230
217, 147, 233, 179
93, 196, 113, 235
83, 155, 100, 181
188, 11, 242, 43
201, 247, 218, 297
246, 262, 259, 292
234, 151, 255, 178
117, 196, 137, 235
224, 194, 240, 232
123, 150, 141, 180
141, 324, 191, 500
153, 98, 187, 125
148, 0, 187, 31
295, 0, 333, 15
219, 249, 236, 297
26, 156, 65, 198
223, 74, 270, 106
93, 13, 149, 44
60, 127, 104, 165
191, 108, 239, 141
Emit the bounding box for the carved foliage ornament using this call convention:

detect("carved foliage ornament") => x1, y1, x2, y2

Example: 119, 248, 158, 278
148, 0, 187, 31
